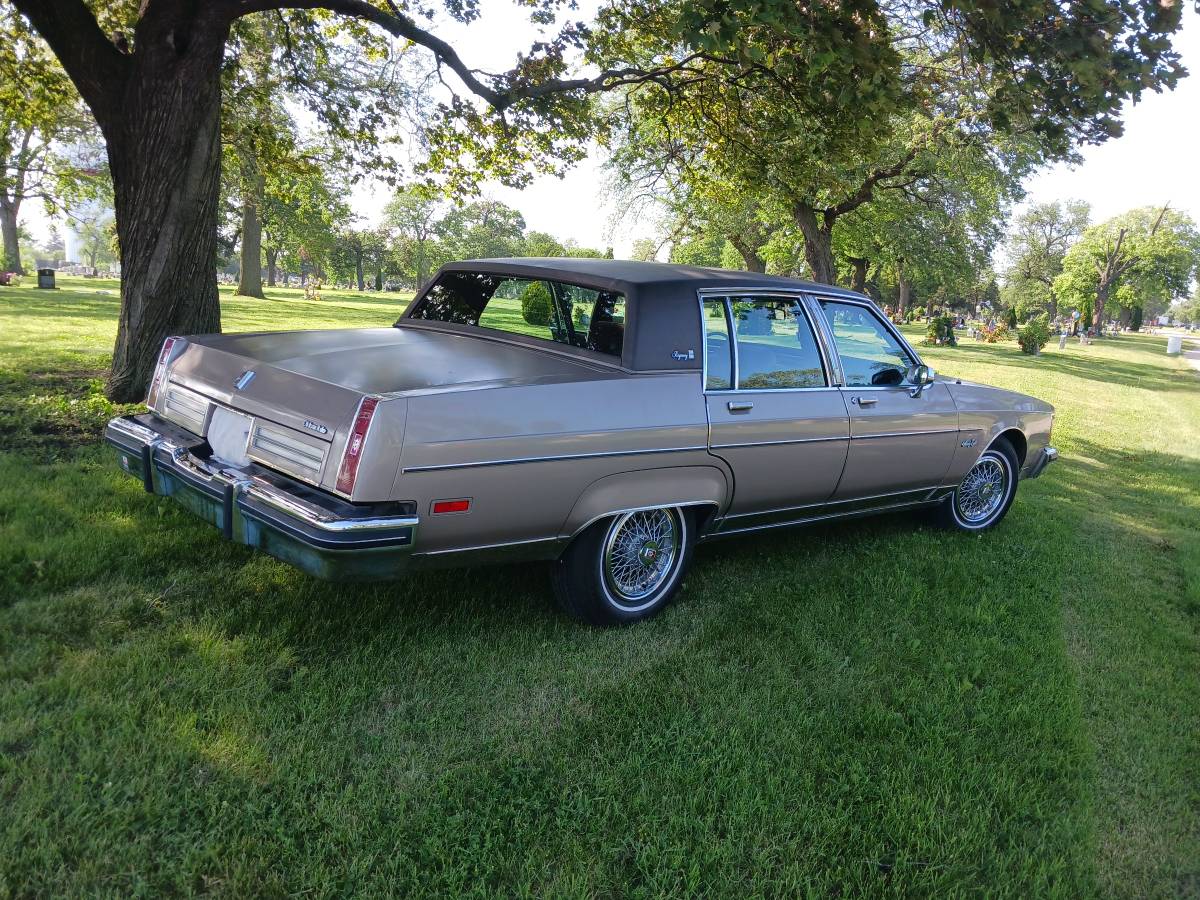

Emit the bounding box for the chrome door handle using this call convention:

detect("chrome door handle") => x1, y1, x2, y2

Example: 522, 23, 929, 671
851, 396, 878, 406
727, 401, 755, 412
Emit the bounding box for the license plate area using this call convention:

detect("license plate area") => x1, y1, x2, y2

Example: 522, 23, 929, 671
207, 406, 254, 467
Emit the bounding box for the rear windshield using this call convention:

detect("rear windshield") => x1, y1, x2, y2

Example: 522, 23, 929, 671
405, 271, 626, 358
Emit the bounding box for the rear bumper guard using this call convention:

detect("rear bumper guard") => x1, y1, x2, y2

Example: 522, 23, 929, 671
106, 414, 419, 580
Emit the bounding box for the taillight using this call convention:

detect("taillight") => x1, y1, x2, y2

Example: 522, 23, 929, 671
336, 397, 379, 495
146, 336, 182, 409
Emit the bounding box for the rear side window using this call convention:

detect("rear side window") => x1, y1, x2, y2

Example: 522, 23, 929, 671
407, 271, 626, 357
702, 299, 732, 389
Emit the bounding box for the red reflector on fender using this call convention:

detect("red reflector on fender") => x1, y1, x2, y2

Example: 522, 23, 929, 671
432, 499, 471, 514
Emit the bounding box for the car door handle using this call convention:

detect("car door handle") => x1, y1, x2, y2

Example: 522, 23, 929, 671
727, 401, 754, 412
851, 396, 878, 406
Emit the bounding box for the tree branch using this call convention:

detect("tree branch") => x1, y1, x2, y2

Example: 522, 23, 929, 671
225, 0, 710, 111
825, 141, 927, 222
9, 0, 127, 125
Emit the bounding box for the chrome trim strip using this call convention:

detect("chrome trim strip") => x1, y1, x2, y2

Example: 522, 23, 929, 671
702, 386, 841, 396
710, 434, 848, 450
240, 481, 418, 534
851, 428, 960, 440
414, 535, 562, 557
568, 500, 720, 541
709, 498, 938, 538
721, 486, 934, 520
401, 444, 708, 474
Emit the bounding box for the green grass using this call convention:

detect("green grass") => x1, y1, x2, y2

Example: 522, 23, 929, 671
1, 277, 1198, 896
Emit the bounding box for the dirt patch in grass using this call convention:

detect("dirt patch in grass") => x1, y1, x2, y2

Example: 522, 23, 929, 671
0, 367, 134, 457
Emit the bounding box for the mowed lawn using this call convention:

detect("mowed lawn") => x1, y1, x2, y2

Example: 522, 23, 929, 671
1, 277, 1198, 896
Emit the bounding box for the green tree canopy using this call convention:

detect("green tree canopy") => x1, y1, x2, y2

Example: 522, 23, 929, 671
1055, 206, 1200, 330
1002, 200, 1091, 319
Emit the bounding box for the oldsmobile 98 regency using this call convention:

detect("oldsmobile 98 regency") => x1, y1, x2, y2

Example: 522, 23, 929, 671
106, 258, 1057, 624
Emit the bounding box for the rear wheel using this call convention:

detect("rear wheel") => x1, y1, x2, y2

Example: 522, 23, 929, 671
552, 506, 694, 625
933, 439, 1019, 531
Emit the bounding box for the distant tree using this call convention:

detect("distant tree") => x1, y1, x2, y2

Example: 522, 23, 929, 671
628, 238, 659, 261
384, 186, 443, 289
260, 166, 348, 287
1003, 200, 1091, 319
437, 201, 526, 262
670, 233, 727, 268
1055, 206, 1200, 331
559, 240, 607, 259
0, 8, 93, 273
522, 231, 566, 258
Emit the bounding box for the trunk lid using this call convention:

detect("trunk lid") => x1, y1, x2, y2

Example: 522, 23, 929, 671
156, 326, 611, 496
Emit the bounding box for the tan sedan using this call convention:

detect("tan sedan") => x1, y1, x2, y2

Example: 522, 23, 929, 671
107, 259, 1057, 624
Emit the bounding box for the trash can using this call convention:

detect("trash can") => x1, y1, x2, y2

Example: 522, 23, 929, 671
37, 268, 56, 289
1166, 335, 1183, 355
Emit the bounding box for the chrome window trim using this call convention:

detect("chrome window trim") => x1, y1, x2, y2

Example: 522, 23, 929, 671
695, 287, 835, 393
807, 294, 926, 385
401, 444, 709, 475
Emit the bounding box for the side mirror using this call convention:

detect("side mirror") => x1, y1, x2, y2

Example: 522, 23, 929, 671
907, 364, 936, 398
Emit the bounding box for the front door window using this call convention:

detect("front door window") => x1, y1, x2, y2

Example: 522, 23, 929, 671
818, 299, 914, 386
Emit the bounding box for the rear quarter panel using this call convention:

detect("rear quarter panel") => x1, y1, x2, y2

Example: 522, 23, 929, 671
393, 373, 716, 554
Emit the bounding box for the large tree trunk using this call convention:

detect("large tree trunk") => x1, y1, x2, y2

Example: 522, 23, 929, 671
355, 251, 365, 291
897, 261, 912, 319
236, 169, 265, 298
0, 200, 21, 274
792, 203, 837, 285
728, 234, 766, 273
266, 248, 278, 287
105, 16, 229, 401
848, 257, 868, 293
1093, 281, 1109, 334
374, 261, 383, 291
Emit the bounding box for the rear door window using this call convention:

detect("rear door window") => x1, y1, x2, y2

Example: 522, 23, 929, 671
731, 298, 826, 389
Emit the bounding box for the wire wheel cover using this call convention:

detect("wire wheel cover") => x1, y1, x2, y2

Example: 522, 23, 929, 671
603, 509, 681, 606
956, 454, 1008, 524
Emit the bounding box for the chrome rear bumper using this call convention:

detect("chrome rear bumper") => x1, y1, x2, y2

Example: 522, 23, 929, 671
1023, 446, 1059, 480
105, 414, 419, 580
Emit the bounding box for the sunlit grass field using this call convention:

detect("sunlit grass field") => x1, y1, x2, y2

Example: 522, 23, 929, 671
1, 276, 1197, 896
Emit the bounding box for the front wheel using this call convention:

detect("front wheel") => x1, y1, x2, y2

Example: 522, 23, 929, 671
552, 506, 694, 625
933, 440, 1019, 531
